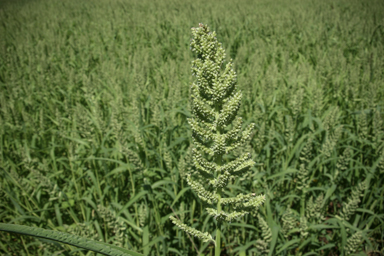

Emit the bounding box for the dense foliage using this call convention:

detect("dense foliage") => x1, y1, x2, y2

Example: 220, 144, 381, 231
0, 0, 383, 255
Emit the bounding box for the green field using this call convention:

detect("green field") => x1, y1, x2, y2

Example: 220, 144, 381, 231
1, 0, 383, 255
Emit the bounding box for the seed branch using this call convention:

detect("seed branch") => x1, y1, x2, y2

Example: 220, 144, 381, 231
169, 23, 265, 255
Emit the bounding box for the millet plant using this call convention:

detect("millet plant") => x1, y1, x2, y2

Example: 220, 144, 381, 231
169, 23, 265, 256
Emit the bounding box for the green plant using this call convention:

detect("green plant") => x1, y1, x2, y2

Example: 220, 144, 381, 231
1, 0, 383, 255
169, 23, 265, 256
0, 223, 143, 256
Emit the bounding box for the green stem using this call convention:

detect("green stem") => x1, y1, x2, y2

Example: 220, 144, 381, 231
215, 188, 222, 256
300, 188, 306, 217
215, 103, 223, 256
215, 225, 221, 256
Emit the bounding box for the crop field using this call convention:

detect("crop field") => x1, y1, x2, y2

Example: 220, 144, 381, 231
0, 0, 384, 255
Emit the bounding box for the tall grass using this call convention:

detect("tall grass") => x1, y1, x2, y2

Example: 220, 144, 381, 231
1, 0, 383, 255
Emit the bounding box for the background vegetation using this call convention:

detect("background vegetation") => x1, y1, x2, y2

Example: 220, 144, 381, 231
0, 0, 383, 255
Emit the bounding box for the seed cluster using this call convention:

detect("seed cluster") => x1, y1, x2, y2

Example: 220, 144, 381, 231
170, 23, 265, 247
189, 24, 264, 218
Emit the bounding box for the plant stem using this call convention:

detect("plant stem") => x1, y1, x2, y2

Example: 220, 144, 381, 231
215, 101, 223, 256
215, 188, 222, 256
215, 226, 221, 256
